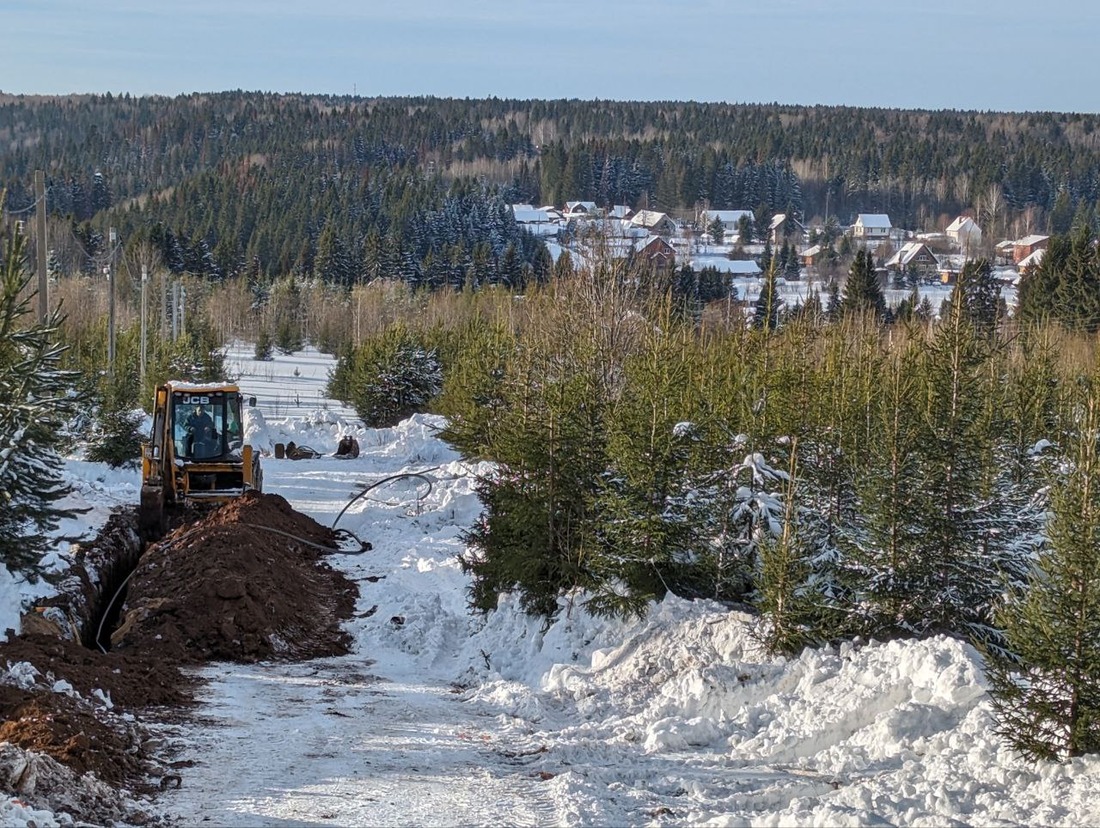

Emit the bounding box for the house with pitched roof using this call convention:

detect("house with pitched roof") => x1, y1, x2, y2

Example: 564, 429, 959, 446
1017, 248, 1046, 271
629, 209, 678, 237
510, 205, 563, 238
946, 216, 982, 251
563, 201, 597, 217
885, 241, 939, 278
638, 235, 676, 267
800, 244, 824, 269
1014, 234, 1050, 264
852, 214, 893, 241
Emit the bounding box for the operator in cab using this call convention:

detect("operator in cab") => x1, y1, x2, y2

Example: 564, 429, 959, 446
185, 403, 216, 456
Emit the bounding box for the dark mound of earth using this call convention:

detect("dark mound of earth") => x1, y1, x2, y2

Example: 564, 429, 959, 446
112, 490, 358, 662
0, 491, 362, 822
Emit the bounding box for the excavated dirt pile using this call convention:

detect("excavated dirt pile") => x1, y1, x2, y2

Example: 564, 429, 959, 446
0, 491, 361, 824
113, 490, 358, 662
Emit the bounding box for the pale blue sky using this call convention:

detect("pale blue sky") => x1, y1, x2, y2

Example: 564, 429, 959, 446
2, 0, 1097, 113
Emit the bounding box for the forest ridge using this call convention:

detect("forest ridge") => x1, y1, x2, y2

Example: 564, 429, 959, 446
2, 92, 1099, 282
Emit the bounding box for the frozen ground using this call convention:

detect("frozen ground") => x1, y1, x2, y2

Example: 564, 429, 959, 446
3, 343, 1099, 827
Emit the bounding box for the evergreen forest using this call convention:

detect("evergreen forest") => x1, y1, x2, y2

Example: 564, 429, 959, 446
4, 93, 1100, 289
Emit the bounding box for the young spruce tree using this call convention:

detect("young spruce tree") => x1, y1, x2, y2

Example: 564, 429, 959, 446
0, 225, 85, 575
987, 372, 1100, 759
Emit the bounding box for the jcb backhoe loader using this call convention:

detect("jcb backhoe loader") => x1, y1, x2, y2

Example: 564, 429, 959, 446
139, 381, 263, 538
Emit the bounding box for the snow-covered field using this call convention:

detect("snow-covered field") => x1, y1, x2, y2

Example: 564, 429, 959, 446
3, 342, 1099, 826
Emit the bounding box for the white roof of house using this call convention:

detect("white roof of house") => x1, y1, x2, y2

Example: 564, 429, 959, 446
1016, 234, 1050, 246
511, 208, 557, 224
571, 217, 646, 238
1018, 248, 1046, 268
885, 242, 936, 268
801, 244, 823, 257
641, 234, 674, 249
564, 201, 597, 213
691, 257, 761, 275
608, 205, 632, 218
855, 213, 892, 228
769, 213, 787, 231
629, 209, 675, 229
701, 209, 752, 224
946, 216, 977, 232
585, 234, 677, 259
510, 204, 536, 213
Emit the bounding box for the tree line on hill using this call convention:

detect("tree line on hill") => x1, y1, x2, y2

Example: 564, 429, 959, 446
4, 93, 1100, 294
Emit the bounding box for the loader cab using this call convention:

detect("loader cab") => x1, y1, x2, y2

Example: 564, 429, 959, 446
171, 390, 244, 461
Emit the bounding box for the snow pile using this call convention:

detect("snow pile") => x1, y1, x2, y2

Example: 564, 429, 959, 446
454, 595, 1100, 825
243, 404, 364, 457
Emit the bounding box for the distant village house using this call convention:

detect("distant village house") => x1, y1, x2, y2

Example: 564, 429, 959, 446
946, 216, 982, 251
629, 209, 678, 237
852, 213, 893, 242
1013, 234, 1050, 264
885, 241, 939, 279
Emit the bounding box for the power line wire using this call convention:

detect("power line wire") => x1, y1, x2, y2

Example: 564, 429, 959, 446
4, 193, 44, 215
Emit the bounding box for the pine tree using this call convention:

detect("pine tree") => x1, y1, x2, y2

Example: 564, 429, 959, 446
708, 216, 725, 245
328, 325, 442, 428
498, 243, 523, 290
987, 375, 1100, 760
957, 258, 1001, 336
905, 281, 997, 635
460, 321, 607, 618
0, 226, 85, 576
753, 261, 784, 331
435, 317, 515, 460
86, 370, 145, 469
840, 249, 885, 318
784, 244, 802, 280
824, 280, 841, 321
759, 239, 773, 277
698, 440, 791, 602
1016, 234, 1069, 326
737, 214, 754, 246
254, 328, 274, 360
1052, 225, 1100, 332
588, 319, 703, 618
756, 439, 820, 654
842, 332, 929, 635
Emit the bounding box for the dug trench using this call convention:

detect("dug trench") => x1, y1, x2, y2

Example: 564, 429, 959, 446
0, 491, 361, 825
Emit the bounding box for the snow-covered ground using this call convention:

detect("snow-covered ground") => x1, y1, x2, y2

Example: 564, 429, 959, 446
4, 342, 1099, 826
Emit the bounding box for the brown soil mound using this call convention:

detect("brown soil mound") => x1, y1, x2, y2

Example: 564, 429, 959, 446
0, 491, 362, 822
112, 490, 358, 663
0, 634, 194, 710
0, 685, 147, 787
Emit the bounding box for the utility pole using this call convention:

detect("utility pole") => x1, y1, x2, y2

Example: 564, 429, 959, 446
171, 281, 179, 340
107, 227, 117, 371
34, 170, 48, 322
140, 265, 148, 384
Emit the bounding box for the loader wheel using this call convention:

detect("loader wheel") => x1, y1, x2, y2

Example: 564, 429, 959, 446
139, 485, 167, 541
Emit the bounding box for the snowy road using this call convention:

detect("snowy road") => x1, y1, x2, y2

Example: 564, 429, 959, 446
158, 659, 558, 826
153, 413, 572, 826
